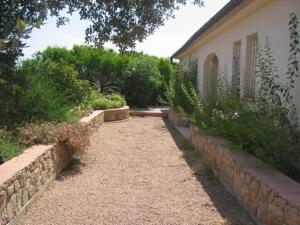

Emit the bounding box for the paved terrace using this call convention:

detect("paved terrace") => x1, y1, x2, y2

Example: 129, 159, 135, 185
19, 117, 254, 225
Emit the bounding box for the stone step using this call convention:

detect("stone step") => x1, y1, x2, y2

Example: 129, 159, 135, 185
129, 107, 169, 118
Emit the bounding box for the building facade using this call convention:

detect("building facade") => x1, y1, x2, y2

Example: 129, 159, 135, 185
172, 0, 300, 125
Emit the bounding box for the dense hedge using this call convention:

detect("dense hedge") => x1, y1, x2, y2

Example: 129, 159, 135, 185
31, 46, 176, 107
0, 46, 176, 126
0, 46, 176, 161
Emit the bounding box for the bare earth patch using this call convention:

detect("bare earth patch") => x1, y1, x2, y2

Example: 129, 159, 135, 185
19, 117, 254, 225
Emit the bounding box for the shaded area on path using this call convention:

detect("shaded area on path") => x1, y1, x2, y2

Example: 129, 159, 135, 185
19, 117, 254, 225
163, 119, 254, 225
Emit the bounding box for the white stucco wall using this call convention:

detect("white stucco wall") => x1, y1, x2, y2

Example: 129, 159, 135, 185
179, 0, 300, 125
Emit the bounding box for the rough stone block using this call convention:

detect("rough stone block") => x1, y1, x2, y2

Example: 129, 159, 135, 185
258, 183, 271, 203
22, 189, 29, 206
18, 174, 27, 189
266, 203, 283, 225
6, 194, 16, 221
16, 191, 22, 210
0, 191, 6, 210
283, 205, 300, 225
7, 185, 14, 197
257, 203, 268, 224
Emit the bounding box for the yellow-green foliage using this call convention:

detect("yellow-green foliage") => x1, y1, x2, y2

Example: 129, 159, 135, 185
85, 91, 126, 110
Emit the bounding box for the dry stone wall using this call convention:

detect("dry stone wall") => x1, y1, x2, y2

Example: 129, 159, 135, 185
0, 109, 108, 225
79, 110, 104, 131
189, 125, 300, 225
0, 144, 73, 225
104, 106, 129, 122
168, 108, 189, 127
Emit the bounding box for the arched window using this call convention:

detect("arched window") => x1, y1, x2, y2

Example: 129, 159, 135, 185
203, 54, 219, 100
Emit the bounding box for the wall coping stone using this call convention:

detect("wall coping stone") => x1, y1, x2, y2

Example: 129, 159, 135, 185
79, 110, 103, 124
0, 145, 53, 186
104, 106, 129, 112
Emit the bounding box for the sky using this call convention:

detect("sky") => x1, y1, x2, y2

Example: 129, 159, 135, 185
23, 0, 231, 59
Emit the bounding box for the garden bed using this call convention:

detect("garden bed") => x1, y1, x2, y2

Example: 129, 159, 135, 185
0, 107, 128, 225
169, 110, 300, 225
190, 126, 300, 225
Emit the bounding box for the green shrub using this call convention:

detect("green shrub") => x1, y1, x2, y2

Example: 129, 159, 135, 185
157, 58, 177, 102
24, 75, 73, 122
0, 70, 29, 126
85, 91, 126, 110
71, 46, 129, 94
23, 46, 177, 107
166, 64, 197, 114
122, 56, 163, 106
65, 104, 93, 123
17, 122, 63, 146
37, 46, 75, 64
178, 80, 300, 177
0, 130, 25, 162
0, 139, 23, 162
35, 60, 91, 104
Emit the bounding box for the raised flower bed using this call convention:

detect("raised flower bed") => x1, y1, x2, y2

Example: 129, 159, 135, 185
0, 106, 129, 225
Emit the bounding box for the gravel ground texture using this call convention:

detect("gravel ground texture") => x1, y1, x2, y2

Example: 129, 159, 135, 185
19, 117, 254, 225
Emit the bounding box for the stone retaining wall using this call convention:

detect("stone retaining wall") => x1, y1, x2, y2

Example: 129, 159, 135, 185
0, 144, 72, 225
190, 125, 300, 225
79, 110, 104, 131
0, 109, 107, 225
168, 108, 189, 127
104, 106, 129, 122
129, 111, 168, 118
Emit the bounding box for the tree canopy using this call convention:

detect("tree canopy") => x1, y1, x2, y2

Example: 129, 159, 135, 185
0, 0, 204, 68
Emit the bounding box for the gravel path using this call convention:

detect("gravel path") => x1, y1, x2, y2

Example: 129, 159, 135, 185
19, 117, 254, 225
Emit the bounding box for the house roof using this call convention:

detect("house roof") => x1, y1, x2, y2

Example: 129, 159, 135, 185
171, 0, 246, 59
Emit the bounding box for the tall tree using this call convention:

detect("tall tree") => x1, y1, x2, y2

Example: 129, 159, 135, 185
0, 0, 204, 71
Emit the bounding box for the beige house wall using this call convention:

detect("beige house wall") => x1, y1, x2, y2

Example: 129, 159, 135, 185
178, 0, 300, 126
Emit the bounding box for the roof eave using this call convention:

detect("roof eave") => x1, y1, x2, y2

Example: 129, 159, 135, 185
171, 0, 246, 59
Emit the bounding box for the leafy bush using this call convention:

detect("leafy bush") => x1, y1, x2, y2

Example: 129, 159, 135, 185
32, 60, 91, 104
157, 58, 177, 102
24, 75, 73, 122
0, 138, 24, 163
53, 123, 91, 152
38, 47, 75, 64
85, 91, 126, 110
29, 46, 176, 107
122, 56, 163, 106
178, 78, 300, 177
18, 58, 93, 122
65, 104, 93, 123
17, 122, 63, 146
0, 70, 29, 126
0, 129, 25, 163
166, 62, 197, 114
71, 46, 129, 94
